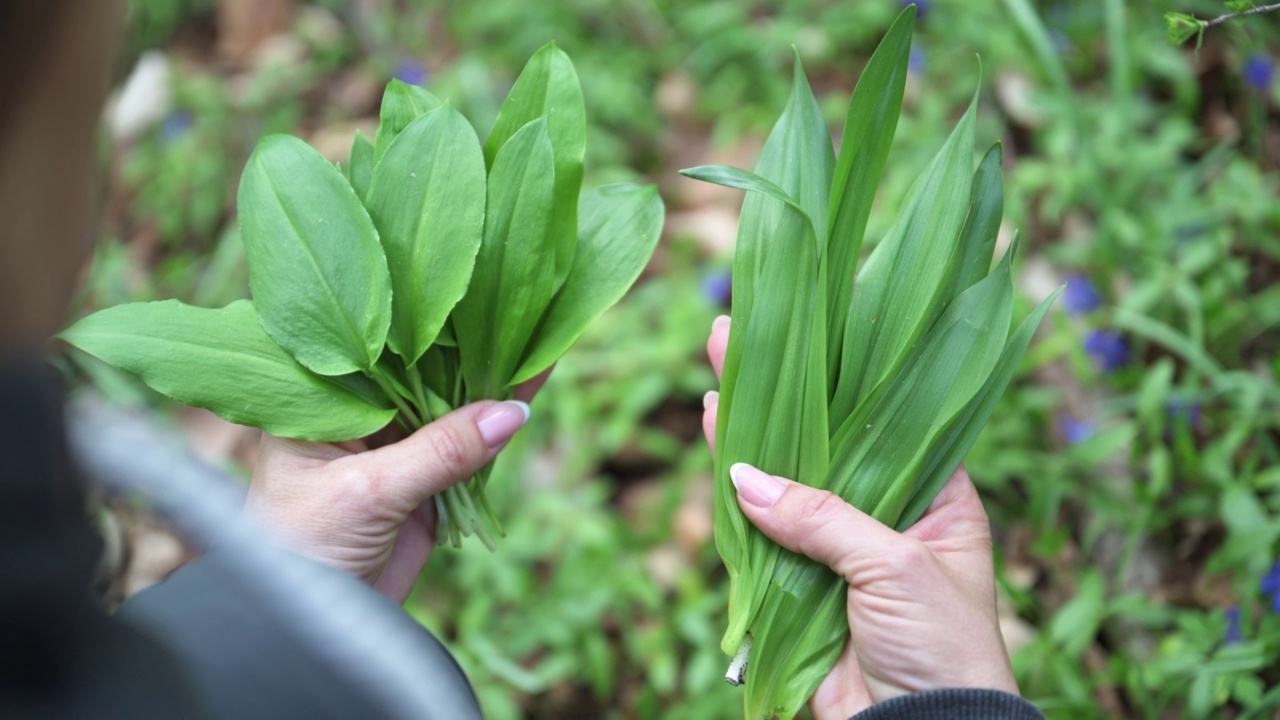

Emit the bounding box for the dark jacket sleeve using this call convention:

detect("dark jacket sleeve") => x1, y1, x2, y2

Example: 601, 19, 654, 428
117, 548, 481, 720
2, 360, 480, 719
850, 689, 1044, 720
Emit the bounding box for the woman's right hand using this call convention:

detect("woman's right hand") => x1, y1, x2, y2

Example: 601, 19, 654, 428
702, 316, 1019, 720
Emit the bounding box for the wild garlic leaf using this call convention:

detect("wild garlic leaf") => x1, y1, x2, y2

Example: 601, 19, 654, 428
943, 142, 1005, 302
483, 42, 585, 288
825, 7, 914, 380
61, 300, 396, 441
830, 91, 978, 420
349, 129, 374, 201
238, 134, 392, 376
374, 80, 442, 163
366, 104, 486, 367
681, 62, 831, 657
511, 183, 664, 385
454, 118, 557, 398
896, 284, 1063, 529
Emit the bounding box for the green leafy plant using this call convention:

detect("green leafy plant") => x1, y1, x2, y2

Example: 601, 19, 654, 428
679, 8, 1060, 718
64, 42, 664, 549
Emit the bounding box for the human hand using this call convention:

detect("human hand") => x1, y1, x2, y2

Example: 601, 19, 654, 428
702, 316, 1017, 719
246, 376, 544, 604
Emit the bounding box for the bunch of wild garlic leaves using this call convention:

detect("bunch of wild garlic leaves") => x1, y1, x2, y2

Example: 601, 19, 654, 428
681, 8, 1059, 719
64, 43, 664, 549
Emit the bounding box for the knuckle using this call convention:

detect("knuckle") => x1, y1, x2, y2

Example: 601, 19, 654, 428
793, 488, 847, 526
885, 537, 932, 574
426, 425, 473, 476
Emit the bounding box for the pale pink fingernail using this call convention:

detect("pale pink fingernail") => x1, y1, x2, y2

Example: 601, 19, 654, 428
476, 401, 530, 448
712, 315, 731, 333
703, 390, 719, 409
730, 463, 785, 507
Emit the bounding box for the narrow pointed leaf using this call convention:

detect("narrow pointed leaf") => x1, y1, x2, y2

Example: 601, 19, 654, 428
825, 7, 915, 379
830, 92, 978, 419
374, 80, 442, 163
237, 134, 391, 375
942, 142, 1004, 305
897, 285, 1063, 528
511, 183, 663, 384
454, 118, 557, 397
742, 241, 1016, 720
681, 53, 831, 656
61, 300, 396, 441
349, 130, 374, 201
366, 105, 486, 366
484, 42, 585, 287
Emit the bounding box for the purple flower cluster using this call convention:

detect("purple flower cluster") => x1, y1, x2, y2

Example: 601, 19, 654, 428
701, 269, 731, 307
1244, 52, 1274, 93
1059, 415, 1095, 445
1224, 605, 1242, 644
1084, 329, 1130, 372
394, 58, 428, 87
902, 0, 929, 21
1263, 561, 1280, 614
909, 45, 926, 77
1063, 275, 1102, 316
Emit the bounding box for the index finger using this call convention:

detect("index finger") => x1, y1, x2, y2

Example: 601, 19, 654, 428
707, 315, 730, 381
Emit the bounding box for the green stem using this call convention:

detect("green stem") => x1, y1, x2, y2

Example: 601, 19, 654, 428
1203, 2, 1280, 28
368, 369, 423, 428
407, 363, 432, 422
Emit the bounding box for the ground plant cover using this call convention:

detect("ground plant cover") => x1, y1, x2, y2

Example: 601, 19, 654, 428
64, 0, 1280, 717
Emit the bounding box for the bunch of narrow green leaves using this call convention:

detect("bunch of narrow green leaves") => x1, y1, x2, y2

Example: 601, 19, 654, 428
64, 43, 663, 548
680, 8, 1059, 719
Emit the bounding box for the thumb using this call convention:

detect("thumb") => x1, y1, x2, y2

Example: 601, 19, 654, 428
357, 400, 530, 512
729, 463, 906, 583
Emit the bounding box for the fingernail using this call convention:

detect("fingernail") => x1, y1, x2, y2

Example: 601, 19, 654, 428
477, 401, 530, 448
712, 315, 731, 334
703, 390, 719, 409
730, 463, 785, 507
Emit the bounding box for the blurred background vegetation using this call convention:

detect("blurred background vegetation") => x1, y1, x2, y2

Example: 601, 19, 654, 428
71, 0, 1280, 717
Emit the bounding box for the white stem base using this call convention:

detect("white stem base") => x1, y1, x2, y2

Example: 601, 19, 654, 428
725, 635, 753, 686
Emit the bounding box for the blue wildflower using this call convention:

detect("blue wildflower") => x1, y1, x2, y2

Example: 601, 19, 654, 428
160, 112, 192, 144
903, 0, 929, 21
1060, 415, 1095, 445
394, 58, 428, 87
1084, 329, 1130, 372
1262, 561, 1280, 613
701, 269, 732, 307
1166, 398, 1201, 431
1224, 606, 1242, 644
909, 45, 926, 76
1244, 52, 1274, 93
1063, 275, 1102, 315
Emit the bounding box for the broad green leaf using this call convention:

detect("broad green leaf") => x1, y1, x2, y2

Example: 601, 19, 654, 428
483, 42, 585, 288
897, 284, 1062, 527
454, 118, 557, 398
825, 7, 915, 380
349, 130, 374, 201
374, 80, 442, 163
942, 143, 1004, 306
366, 105, 486, 366
511, 183, 663, 385
830, 92, 978, 421
61, 300, 396, 441
237, 134, 392, 376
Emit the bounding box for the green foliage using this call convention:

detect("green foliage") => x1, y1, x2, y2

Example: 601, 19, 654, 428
68, 46, 663, 548
681, 10, 1058, 716
89, 1, 1280, 717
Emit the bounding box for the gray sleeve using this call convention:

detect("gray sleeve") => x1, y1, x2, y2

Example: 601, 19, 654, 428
117, 548, 481, 720
849, 689, 1044, 720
